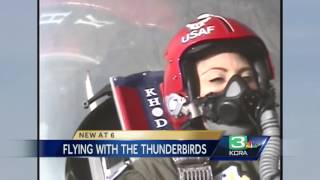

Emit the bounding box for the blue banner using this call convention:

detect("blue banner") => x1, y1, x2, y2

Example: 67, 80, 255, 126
39, 136, 269, 160
40, 140, 217, 157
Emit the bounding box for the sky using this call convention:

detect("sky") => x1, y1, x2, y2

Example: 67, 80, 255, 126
0, 0, 37, 180
0, 0, 320, 179
283, 0, 320, 178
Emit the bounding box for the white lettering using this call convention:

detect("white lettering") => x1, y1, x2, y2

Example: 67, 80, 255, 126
62, 144, 93, 155
144, 88, 157, 97
181, 36, 188, 43
147, 97, 160, 107
154, 118, 168, 128
229, 150, 248, 156
40, 12, 71, 25
181, 26, 215, 43
121, 144, 138, 154
63, 144, 69, 155
144, 87, 168, 129
207, 26, 215, 33
74, 14, 114, 28
96, 144, 118, 154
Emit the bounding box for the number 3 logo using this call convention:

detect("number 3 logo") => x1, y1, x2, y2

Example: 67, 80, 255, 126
229, 136, 247, 150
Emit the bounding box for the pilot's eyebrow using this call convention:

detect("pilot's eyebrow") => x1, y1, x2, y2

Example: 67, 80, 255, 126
200, 67, 227, 76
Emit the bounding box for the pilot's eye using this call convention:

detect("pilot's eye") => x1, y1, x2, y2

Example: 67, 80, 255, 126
209, 77, 225, 84
241, 73, 255, 83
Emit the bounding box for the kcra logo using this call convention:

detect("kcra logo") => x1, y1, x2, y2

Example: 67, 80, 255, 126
228, 136, 258, 156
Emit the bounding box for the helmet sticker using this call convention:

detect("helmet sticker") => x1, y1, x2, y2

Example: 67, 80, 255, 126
185, 14, 213, 30
181, 26, 215, 43
182, 14, 216, 43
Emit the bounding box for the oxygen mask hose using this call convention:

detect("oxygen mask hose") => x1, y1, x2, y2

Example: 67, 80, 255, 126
259, 109, 281, 180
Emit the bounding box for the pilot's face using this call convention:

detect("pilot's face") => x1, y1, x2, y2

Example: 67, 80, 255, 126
196, 52, 257, 97
196, 52, 260, 135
